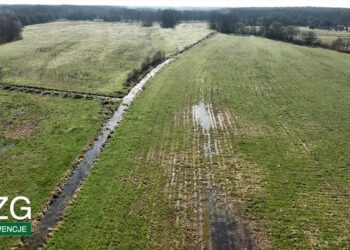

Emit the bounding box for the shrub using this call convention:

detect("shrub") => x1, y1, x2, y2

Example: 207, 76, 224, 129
331, 38, 350, 51
302, 31, 318, 45
125, 50, 166, 87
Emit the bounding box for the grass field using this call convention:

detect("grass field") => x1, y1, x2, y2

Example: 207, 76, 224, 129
299, 27, 350, 45
0, 90, 103, 249
0, 21, 210, 95
46, 34, 350, 249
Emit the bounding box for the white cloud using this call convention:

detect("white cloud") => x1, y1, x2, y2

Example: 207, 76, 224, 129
0, 0, 350, 8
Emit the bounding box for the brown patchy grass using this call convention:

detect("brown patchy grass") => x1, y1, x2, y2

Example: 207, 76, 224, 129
144, 103, 268, 249
4, 122, 37, 140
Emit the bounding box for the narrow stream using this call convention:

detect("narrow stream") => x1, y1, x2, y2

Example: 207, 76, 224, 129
23, 58, 174, 249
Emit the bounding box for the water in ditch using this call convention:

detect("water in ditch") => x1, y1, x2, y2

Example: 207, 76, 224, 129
22, 58, 174, 249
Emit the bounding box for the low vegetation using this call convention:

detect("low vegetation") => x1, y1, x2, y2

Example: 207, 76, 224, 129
0, 21, 211, 95
47, 34, 350, 249
125, 50, 166, 88
331, 37, 350, 51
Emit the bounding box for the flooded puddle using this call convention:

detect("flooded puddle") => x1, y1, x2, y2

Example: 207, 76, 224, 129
23, 58, 174, 249
193, 102, 216, 131
192, 102, 216, 158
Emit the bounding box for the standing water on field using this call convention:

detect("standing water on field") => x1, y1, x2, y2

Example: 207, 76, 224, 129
192, 102, 254, 250
192, 102, 216, 159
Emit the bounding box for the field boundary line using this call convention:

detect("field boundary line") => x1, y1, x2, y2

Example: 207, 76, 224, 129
170, 31, 217, 57
0, 32, 217, 102
0, 82, 120, 101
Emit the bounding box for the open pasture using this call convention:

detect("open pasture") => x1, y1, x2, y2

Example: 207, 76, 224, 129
46, 34, 350, 249
0, 21, 210, 95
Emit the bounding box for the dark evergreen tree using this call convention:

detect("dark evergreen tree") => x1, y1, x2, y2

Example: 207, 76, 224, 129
160, 9, 179, 28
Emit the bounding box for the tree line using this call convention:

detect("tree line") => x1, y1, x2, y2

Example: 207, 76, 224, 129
0, 5, 349, 48
0, 10, 22, 44
210, 11, 350, 51
212, 13, 316, 42
1, 5, 349, 29
224, 7, 350, 30
0, 5, 190, 27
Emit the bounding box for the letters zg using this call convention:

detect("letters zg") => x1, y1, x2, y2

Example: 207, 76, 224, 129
0, 197, 31, 220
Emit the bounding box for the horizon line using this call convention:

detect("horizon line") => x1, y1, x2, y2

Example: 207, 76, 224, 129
1, 3, 350, 9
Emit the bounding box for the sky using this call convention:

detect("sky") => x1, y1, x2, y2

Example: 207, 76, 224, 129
0, 0, 350, 8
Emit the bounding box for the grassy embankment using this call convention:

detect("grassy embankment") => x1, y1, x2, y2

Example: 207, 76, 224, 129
0, 21, 210, 95
0, 90, 103, 248
46, 34, 350, 249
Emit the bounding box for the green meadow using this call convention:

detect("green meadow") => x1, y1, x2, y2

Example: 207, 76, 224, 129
0, 21, 210, 95
46, 34, 350, 249
0, 90, 103, 248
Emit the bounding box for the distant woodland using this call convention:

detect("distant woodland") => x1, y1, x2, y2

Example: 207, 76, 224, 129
0, 5, 349, 45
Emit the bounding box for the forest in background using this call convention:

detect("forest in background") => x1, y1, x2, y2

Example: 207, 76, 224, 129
0, 5, 349, 49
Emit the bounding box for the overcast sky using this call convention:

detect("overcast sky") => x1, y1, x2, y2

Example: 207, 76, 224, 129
0, 0, 349, 8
